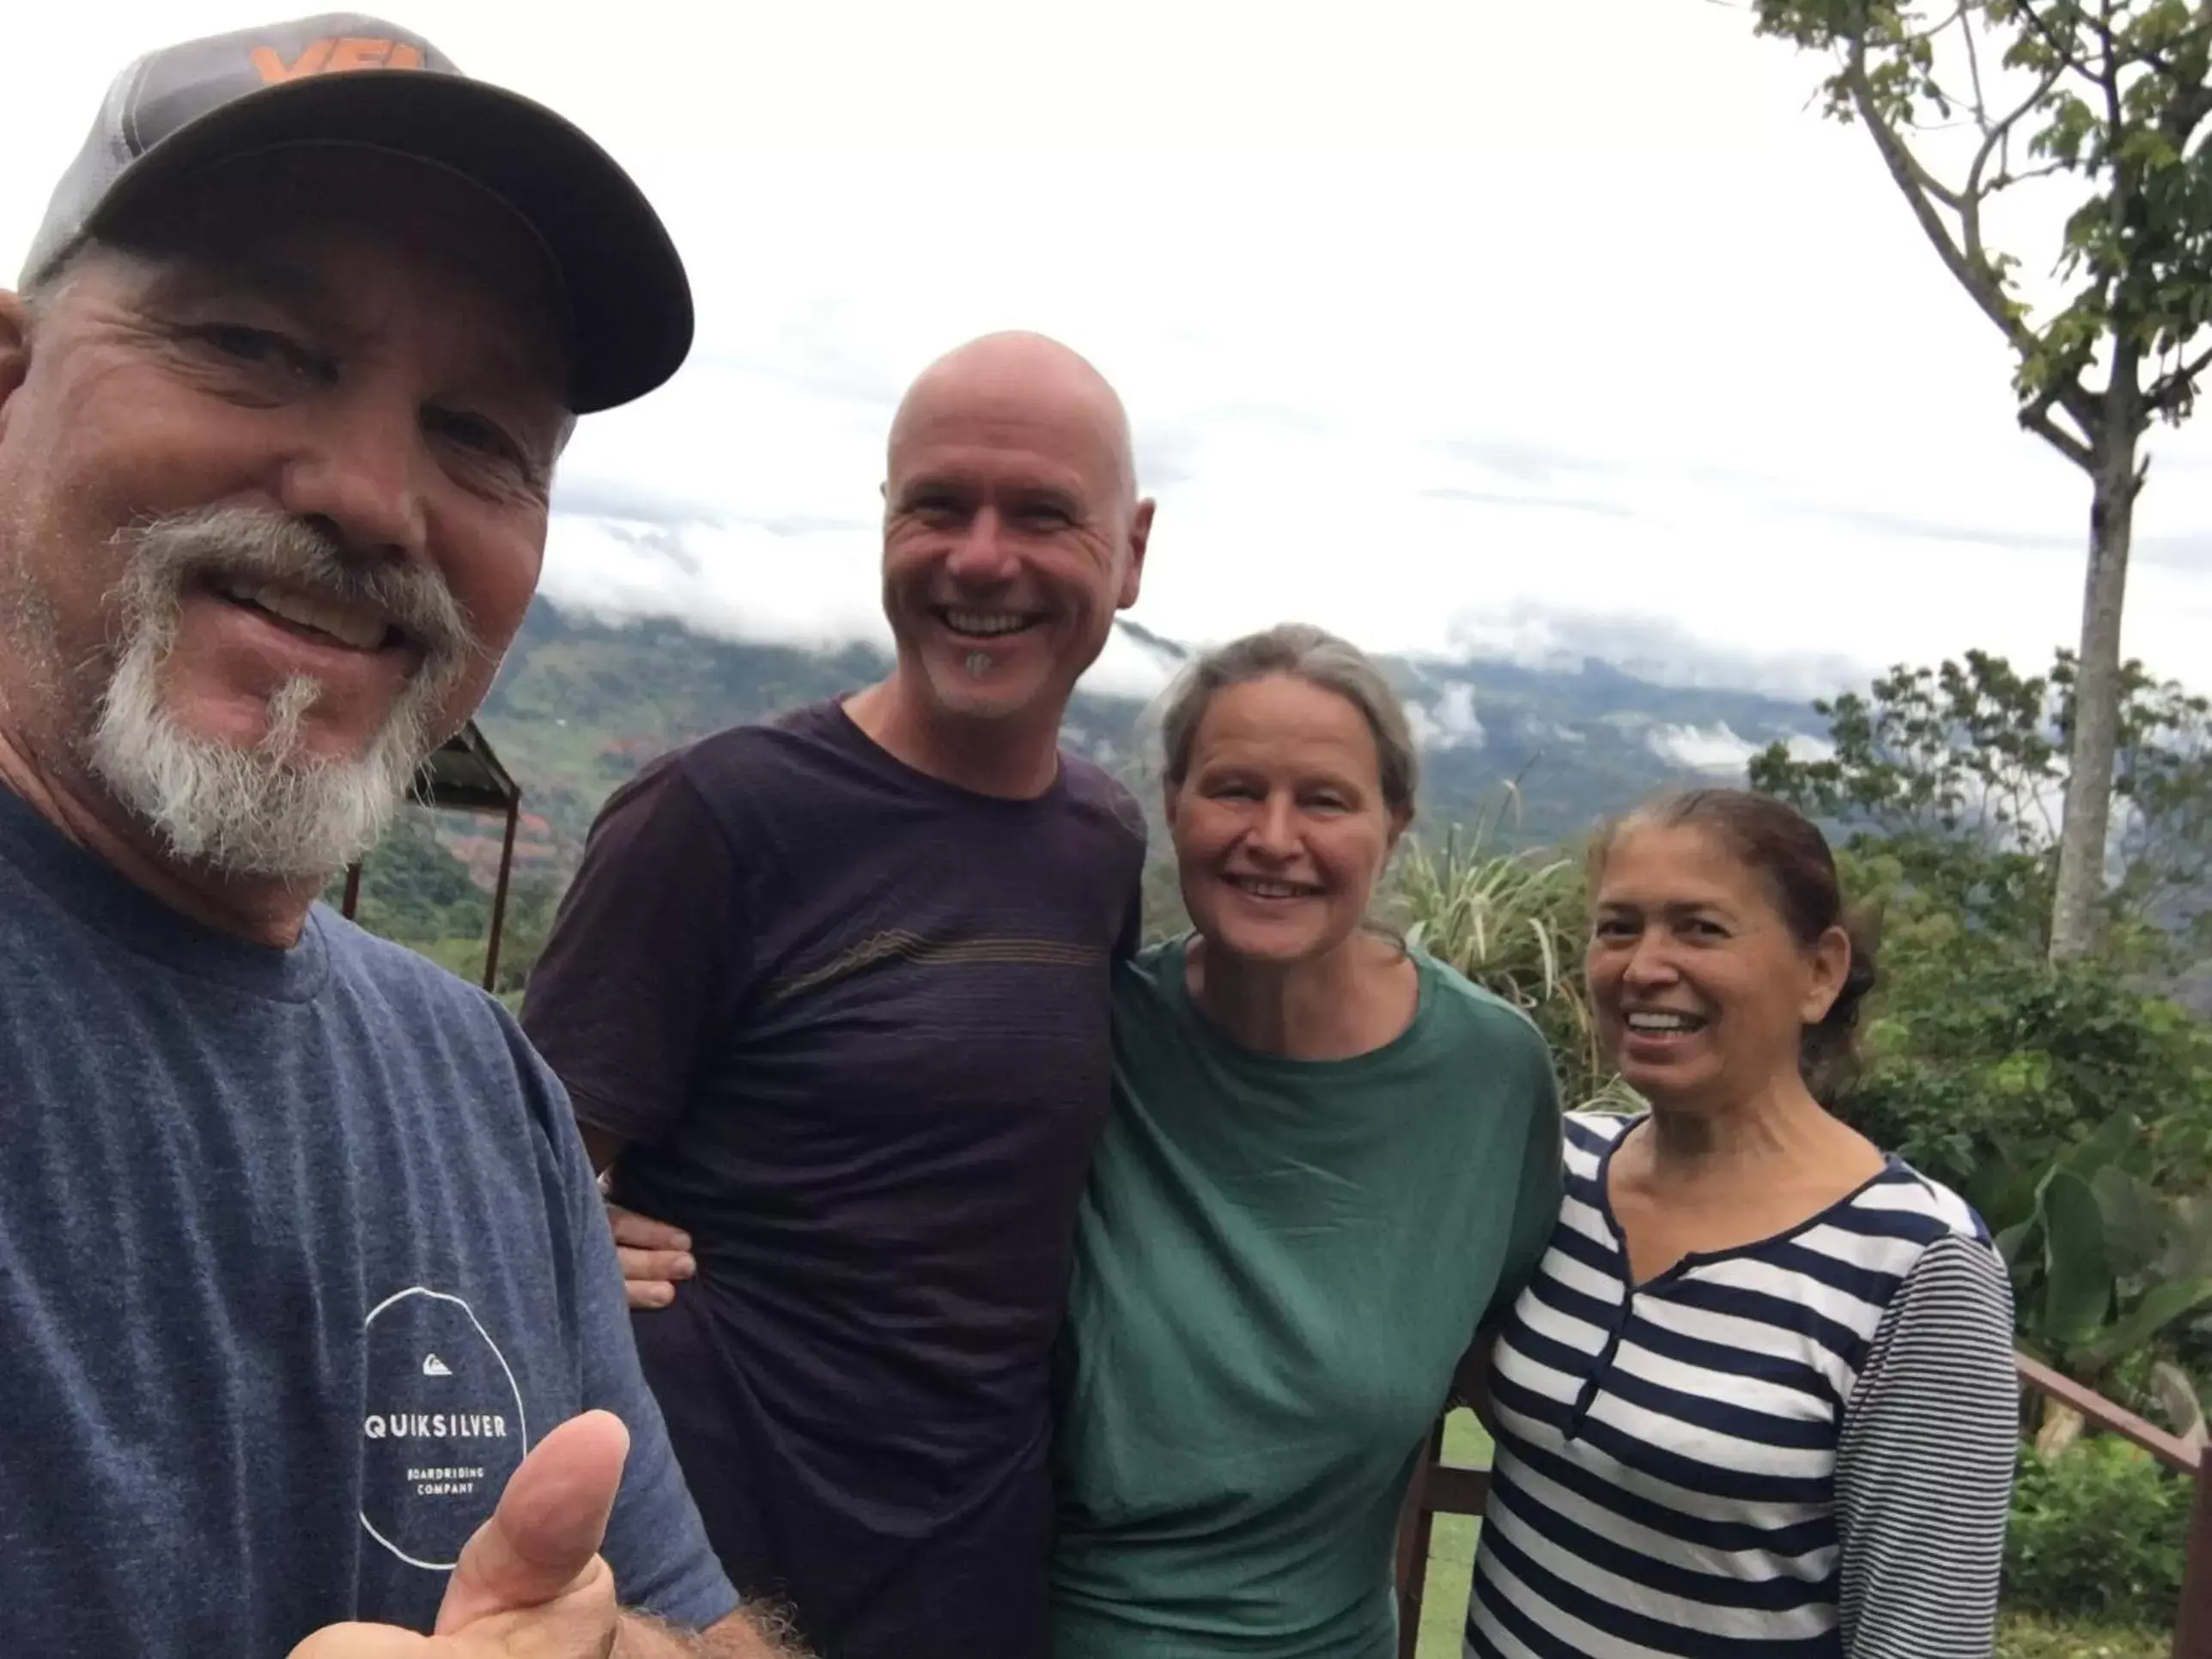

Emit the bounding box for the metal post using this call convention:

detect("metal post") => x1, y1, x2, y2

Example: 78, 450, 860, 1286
340, 861, 362, 920
2176, 1452, 2212, 1659
1396, 1424, 1438, 1659
481, 798, 520, 993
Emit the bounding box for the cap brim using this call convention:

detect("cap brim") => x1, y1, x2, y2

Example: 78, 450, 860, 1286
88, 71, 692, 414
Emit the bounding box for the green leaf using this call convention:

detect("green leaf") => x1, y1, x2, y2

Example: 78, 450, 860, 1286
2088, 1164, 2168, 1279
1966, 1158, 2041, 1233
2079, 1278, 2212, 1368
2041, 1170, 2114, 1346
2058, 1109, 2142, 1181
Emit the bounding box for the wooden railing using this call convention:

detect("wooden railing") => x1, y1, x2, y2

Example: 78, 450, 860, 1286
1394, 1352, 2212, 1659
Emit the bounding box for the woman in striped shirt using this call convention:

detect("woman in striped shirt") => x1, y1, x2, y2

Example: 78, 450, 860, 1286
1465, 787, 2019, 1659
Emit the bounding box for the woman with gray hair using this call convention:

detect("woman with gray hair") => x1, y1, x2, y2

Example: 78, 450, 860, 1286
1048, 623, 1565, 1657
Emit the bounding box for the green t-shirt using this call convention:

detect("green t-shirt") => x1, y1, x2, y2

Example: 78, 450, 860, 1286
1049, 936, 1565, 1658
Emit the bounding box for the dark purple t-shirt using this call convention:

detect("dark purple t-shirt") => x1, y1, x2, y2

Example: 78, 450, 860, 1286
520, 699, 1145, 1659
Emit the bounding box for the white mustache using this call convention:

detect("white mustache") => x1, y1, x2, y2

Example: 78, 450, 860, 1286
114, 506, 478, 672
82, 507, 480, 882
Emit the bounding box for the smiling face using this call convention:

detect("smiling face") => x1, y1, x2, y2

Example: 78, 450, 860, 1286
0, 146, 568, 881
1586, 822, 1850, 1109
1169, 673, 1406, 967
879, 336, 1150, 739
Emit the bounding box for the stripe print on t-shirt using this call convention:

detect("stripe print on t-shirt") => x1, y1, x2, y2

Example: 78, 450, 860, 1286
1465, 1109, 2014, 1659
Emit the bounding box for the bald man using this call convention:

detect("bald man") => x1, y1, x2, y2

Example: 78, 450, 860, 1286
520, 332, 1155, 1657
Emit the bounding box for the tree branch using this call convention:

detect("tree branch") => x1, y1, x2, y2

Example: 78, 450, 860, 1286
1907, 0, 1972, 46
2148, 341, 2212, 418
2021, 387, 2098, 470
1871, 107, 1968, 210
2098, 1, 2125, 151
2116, 2, 2210, 88
1893, 81, 1982, 133
1962, 53, 2069, 271
2013, 0, 2100, 89
1988, 158, 2075, 191
1841, 33, 2028, 356
1959, 2, 1989, 128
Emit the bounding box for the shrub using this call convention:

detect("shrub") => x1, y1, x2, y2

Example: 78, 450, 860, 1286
1834, 922, 2212, 1197
1391, 826, 1622, 1110
2003, 1438, 2192, 1626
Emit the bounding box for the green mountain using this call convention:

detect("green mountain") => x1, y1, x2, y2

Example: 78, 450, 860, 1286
460, 598, 1830, 873
352, 598, 1835, 992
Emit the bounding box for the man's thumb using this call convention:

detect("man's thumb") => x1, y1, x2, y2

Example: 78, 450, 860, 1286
434, 1409, 630, 1635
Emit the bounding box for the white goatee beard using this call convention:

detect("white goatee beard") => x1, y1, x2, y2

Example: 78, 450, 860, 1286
85, 508, 474, 884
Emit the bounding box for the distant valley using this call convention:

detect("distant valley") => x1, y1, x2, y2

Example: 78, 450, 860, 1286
440, 599, 1837, 881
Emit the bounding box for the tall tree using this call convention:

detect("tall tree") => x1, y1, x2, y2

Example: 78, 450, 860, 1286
1749, 646, 2212, 963
1750, 0, 2212, 960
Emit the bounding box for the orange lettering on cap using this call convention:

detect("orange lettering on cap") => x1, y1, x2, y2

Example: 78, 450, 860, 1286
249, 36, 426, 82
251, 40, 335, 82
326, 37, 391, 71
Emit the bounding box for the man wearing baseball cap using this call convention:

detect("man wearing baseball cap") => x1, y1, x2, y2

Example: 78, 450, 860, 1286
0, 13, 800, 1657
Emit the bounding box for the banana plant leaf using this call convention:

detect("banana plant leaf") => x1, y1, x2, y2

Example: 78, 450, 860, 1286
2040, 1169, 2113, 1347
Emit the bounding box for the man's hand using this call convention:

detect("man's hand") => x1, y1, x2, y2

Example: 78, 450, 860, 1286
607, 1204, 695, 1310
287, 1411, 630, 1656
578, 1130, 690, 1311
1451, 1330, 1499, 1432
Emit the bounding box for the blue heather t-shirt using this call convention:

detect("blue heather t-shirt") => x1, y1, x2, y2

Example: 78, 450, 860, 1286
0, 782, 737, 1656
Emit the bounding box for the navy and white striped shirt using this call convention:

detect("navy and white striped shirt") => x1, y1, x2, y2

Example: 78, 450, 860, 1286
1466, 1111, 2017, 1659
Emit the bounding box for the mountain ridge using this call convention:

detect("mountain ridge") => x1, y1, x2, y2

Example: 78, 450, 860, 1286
458, 599, 1832, 876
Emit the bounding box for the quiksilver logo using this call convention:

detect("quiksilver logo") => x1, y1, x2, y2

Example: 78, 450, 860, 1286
422, 1353, 453, 1377
363, 1413, 509, 1441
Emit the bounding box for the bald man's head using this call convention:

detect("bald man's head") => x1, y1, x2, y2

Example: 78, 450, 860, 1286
876, 330, 1154, 744
889, 331, 1137, 507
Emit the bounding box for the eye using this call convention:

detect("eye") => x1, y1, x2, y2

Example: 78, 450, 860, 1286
1303, 792, 1352, 813
904, 489, 967, 520
425, 405, 525, 463
188, 323, 331, 385
1016, 501, 1074, 529
1592, 915, 1638, 940
200, 324, 277, 360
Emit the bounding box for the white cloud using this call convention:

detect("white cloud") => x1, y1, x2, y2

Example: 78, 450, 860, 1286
1647, 726, 1832, 775
1406, 683, 1486, 752
1079, 628, 1183, 702
1648, 723, 1759, 775
6, 0, 2209, 702
542, 513, 1181, 703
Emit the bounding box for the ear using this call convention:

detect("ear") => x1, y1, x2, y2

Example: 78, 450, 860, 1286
0, 292, 33, 434
1800, 923, 1852, 1024
1384, 805, 1412, 860
1118, 497, 1154, 610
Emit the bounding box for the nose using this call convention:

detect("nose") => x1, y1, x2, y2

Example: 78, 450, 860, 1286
1245, 793, 1299, 861
942, 508, 1020, 585
1620, 927, 1680, 989
276, 390, 430, 565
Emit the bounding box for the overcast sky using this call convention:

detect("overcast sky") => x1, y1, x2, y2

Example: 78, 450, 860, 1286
9, 0, 2209, 703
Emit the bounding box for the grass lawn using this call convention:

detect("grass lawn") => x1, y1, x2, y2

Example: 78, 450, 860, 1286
1990, 1616, 2169, 1659
1405, 1412, 2168, 1659
1412, 1410, 1487, 1658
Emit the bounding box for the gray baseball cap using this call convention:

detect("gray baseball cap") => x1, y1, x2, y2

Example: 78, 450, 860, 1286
21, 11, 693, 413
